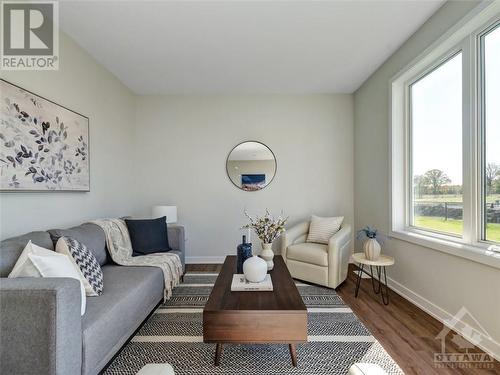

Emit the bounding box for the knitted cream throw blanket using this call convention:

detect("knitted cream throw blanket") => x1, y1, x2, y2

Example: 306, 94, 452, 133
90, 218, 182, 300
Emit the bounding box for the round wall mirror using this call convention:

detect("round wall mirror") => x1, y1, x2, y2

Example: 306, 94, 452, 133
226, 141, 277, 191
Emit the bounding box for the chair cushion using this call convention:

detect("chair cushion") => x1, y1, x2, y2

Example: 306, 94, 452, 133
48, 224, 108, 266
81, 265, 164, 375
287, 242, 328, 266
307, 215, 344, 244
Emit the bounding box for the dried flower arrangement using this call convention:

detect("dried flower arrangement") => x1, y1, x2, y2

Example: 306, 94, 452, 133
242, 209, 288, 244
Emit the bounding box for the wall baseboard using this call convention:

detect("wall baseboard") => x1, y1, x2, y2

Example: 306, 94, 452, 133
186, 256, 226, 264
387, 276, 500, 362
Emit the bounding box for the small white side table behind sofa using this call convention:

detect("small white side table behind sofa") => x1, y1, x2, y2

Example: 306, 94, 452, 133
352, 253, 394, 305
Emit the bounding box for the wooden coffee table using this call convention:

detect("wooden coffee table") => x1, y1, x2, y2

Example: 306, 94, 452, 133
203, 255, 307, 367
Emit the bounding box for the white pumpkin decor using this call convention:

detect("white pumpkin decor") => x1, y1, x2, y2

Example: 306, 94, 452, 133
243, 255, 267, 283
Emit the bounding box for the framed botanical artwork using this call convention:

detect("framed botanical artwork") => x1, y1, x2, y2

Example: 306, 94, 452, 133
0, 79, 90, 191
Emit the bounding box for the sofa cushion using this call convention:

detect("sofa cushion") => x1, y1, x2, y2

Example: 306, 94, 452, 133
48, 223, 108, 266
287, 242, 328, 266
81, 265, 163, 375
56, 237, 103, 296
125, 217, 171, 256
0, 231, 53, 277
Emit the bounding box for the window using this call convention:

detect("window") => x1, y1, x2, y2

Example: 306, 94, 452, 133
390, 3, 500, 268
410, 53, 463, 236
481, 24, 500, 243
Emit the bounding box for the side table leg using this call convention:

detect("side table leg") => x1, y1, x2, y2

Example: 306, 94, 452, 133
214, 343, 223, 366
289, 344, 297, 367
354, 264, 364, 298
380, 266, 390, 305
375, 266, 390, 305
369, 265, 381, 294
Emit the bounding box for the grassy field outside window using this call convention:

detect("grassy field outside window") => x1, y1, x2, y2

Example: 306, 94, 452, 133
413, 194, 500, 242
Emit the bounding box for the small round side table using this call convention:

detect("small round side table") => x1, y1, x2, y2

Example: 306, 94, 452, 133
352, 253, 394, 305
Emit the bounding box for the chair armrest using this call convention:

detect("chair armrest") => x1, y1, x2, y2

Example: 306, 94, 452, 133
0, 277, 82, 375
281, 221, 310, 261
328, 224, 351, 251
327, 225, 352, 288
168, 224, 185, 269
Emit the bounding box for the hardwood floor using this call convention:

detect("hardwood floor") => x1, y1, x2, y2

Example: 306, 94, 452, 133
337, 265, 499, 375
186, 263, 222, 272
186, 263, 499, 374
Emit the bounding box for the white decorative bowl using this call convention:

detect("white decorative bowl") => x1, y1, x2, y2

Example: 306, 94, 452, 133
243, 255, 267, 283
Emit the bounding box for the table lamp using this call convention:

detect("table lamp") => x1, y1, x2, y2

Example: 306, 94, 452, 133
152, 205, 177, 224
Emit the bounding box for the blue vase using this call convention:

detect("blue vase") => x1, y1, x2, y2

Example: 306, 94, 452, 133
237, 235, 252, 274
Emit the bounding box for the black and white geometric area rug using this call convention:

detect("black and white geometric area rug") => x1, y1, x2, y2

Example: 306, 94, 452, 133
104, 273, 403, 375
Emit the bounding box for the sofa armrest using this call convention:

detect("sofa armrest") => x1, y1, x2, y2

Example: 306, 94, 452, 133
168, 224, 185, 269
0, 277, 82, 375
327, 225, 352, 288
281, 221, 310, 261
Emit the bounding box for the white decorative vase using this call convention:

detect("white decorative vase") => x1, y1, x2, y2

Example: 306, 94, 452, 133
363, 238, 381, 261
243, 255, 267, 282
260, 242, 274, 271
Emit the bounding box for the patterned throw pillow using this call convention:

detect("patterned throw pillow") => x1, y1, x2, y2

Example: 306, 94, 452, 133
306, 215, 344, 244
56, 237, 103, 296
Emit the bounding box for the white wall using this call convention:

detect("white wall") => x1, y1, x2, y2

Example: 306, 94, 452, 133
354, 1, 500, 359
0, 32, 136, 239
134, 95, 353, 263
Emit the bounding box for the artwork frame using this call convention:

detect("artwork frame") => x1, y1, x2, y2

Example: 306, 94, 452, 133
0, 79, 90, 192
241, 174, 266, 191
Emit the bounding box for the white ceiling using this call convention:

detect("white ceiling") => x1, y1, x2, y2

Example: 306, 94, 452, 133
60, 1, 444, 95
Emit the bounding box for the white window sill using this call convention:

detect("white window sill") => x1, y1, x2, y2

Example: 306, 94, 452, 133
390, 230, 500, 270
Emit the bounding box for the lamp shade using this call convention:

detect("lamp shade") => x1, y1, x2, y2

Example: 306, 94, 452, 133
152, 205, 177, 224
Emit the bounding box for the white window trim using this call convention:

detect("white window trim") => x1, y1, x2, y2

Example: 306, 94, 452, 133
390, 1, 500, 269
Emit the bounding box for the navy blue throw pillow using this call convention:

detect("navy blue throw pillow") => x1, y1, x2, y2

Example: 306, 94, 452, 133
125, 217, 171, 256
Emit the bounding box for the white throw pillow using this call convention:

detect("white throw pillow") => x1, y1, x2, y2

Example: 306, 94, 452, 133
8, 240, 51, 278
307, 215, 344, 244
28, 252, 87, 315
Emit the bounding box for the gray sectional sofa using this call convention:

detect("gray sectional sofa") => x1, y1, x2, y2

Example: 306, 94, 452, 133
0, 222, 185, 375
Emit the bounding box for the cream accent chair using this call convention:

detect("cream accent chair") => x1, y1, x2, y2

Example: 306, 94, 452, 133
281, 221, 351, 289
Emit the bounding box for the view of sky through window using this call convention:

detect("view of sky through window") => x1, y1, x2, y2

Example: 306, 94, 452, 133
410, 52, 463, 236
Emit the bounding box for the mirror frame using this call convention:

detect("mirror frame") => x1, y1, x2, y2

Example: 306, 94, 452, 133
226, 140, 277, 191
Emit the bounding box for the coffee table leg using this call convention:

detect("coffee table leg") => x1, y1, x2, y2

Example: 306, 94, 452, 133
214, 343, 223, 366
289, 344, 297, 367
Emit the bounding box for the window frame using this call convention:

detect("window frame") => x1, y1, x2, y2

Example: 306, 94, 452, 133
477, 20, 500, 246
390, 2, 500, 269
